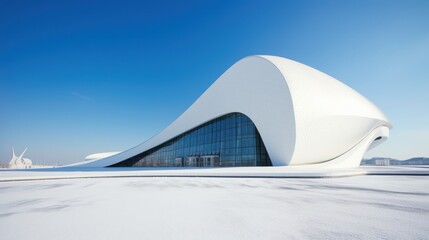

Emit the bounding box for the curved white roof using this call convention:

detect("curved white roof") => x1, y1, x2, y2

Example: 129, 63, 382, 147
73, 55, 391, 168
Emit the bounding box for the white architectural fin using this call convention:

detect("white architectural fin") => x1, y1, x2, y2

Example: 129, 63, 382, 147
19, 147, 27, 160
12, 147, 16, 159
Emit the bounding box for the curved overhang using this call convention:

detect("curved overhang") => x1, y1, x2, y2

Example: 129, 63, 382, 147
262, 56, 391, 166
78, 56, 296, 167
71, 55, 392, 168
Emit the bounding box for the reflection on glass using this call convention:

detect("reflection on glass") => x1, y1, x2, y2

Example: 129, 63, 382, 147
111, 113, 272, 167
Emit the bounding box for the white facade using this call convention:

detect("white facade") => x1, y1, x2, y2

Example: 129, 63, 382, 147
9, 147, 32, 169
75, 55, 391, 169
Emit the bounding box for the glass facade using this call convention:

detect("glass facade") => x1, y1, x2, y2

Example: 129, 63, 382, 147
110, 113, 272, 167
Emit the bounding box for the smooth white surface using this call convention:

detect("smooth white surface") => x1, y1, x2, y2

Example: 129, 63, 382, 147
75, 56, 391, 168
267, 56, 391, 165
84, 152, 121, 161
0, 174, 427, 240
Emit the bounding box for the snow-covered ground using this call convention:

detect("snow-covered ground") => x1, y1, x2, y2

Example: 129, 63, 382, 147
1, 165, 428, 181
0, 175, 428, 240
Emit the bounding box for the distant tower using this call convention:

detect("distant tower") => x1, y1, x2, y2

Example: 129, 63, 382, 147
9, 147, 32, 169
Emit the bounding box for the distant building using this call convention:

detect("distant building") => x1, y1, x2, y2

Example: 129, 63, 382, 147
361, 158, 391, 166
9, 147, 32, 169
375, 159, 390, 166
362, 157, 429, 166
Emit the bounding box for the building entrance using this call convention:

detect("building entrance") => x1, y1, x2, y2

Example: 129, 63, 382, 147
185, 155, 219, 167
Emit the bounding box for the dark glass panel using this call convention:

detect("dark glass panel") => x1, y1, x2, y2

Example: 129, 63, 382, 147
109, 113, 273, 167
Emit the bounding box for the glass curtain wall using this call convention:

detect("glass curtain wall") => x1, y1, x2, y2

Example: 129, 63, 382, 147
110, 113, 272, 167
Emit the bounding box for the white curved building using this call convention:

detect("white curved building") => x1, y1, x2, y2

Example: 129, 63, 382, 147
9, 147, 32, 169
76, 55, 391, 169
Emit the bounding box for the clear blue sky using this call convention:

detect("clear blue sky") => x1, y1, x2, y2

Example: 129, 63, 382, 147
1, 0, 428, 165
